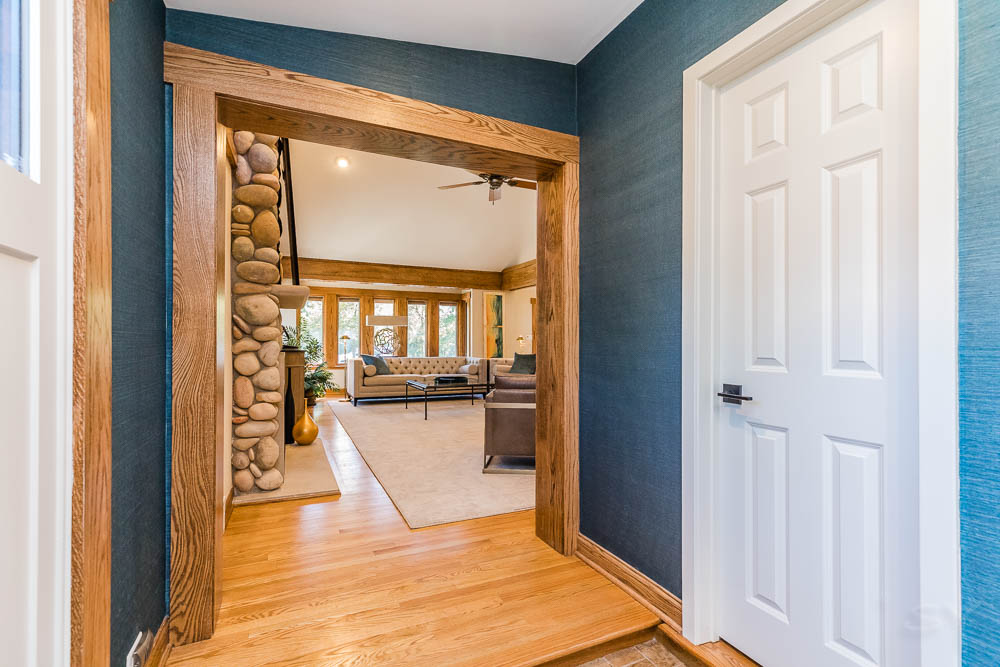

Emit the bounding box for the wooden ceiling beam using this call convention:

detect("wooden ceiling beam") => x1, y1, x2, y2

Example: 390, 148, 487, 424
281, 256, 503, 290
501, 259, 537, 290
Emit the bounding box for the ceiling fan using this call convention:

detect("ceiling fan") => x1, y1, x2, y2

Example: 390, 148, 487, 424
438, 173, 537, 203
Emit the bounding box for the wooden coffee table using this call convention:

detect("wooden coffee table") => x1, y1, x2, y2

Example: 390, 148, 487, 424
405, 379, 490, 420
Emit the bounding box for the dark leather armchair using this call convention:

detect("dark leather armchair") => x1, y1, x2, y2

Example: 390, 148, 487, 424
484, 374, 536, 471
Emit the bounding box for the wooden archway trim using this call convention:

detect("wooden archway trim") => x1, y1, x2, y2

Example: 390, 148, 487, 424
165, 43, 579, 645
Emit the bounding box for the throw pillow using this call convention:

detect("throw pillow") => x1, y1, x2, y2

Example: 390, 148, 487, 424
458, 363, 479, 375
509, 353, 536, 375
361, 354, 391, 375
363, 364, 377, 377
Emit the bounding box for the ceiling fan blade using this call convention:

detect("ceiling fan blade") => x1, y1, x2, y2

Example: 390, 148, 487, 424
438, 181, 486, 190
508, 180, 537, 190
489, 187, 502, 202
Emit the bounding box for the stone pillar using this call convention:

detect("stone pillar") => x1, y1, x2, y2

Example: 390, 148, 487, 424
230, 130, 285, 494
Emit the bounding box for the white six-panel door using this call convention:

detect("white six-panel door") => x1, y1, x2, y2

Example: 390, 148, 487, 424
716, 1, 917, 665
0, 0, 73, 664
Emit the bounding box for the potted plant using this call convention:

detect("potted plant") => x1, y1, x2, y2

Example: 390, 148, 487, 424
284, 326, 340, 405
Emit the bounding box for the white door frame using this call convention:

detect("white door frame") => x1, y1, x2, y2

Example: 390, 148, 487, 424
680, 0, 960, 664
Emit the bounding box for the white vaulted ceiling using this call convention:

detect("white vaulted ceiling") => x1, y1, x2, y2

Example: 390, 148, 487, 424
277, 141, 537, 272
163, 0, 643, 64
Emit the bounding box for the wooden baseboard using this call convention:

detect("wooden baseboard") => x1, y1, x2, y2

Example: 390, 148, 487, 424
655, 620, 758, 667
575, 534, 682, 625
147, 616, 172, 667
224, 487, 234, 529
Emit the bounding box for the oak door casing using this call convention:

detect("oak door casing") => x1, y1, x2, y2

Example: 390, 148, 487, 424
169, 85, 223, 644
535, 162, 580, 555
164, 44, 580, 644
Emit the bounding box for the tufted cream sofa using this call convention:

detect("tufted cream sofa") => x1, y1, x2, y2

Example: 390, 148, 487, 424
346, 356, 487, 405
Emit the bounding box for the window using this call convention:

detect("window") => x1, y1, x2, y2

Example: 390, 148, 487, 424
373, 299, 395, 355
407, 301, 427, 357
337, 298, 360, 364
300, 297, 323, 357
1, 0, 28, 174
438, 303, 458, 357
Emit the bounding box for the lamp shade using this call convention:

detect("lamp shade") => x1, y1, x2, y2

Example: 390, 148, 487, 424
365, 315, 408, 326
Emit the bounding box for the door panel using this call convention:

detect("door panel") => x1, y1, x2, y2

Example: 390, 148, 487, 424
717, 1, 917, 665
0, 0, 73, 663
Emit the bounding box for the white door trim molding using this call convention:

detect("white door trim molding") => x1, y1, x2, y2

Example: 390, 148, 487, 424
680, 1, 960, 664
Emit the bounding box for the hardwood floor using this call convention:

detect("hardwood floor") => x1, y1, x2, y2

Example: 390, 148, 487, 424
168, 400, 657, 666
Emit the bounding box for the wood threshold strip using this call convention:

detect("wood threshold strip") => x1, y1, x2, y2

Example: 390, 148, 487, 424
576, 535, 757, 667
539, 628, 657, 667
655, 622, 759, 667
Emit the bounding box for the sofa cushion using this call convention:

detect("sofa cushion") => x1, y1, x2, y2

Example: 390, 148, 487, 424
363, 373, 423, 386
458, 363, 478, 375
386, 356, 466, 375
495, 374, 536, 390
510, 353, 536, 374
363, 364, 377, 377
361, 354, 390, 375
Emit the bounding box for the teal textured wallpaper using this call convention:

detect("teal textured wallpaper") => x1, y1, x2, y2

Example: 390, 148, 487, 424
575, 0, 784, 596
110, 0, 167, 663
165, 10, 577, 135
958, 0, 1000, 663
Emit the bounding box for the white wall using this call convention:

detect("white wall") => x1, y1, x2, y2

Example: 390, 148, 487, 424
469, 289, 485, 357
280, 141, 536, 272
503, 285, 536, 357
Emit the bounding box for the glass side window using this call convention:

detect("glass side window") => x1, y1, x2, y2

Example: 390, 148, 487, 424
407, 302, 427, 357
337, 299, 360, 364
373, 299, 395, 355
438, 303, 458, 357
300, 298, 323, 357
1, 0, 28, 174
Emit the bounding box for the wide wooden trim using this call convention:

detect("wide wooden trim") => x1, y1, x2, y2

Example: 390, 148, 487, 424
576, 534, 682, 626
501, 259, 536, 290
164, 43, 578, 179
147, 616, 173, 667
169, 85, 223, 644
535, 162, 579, 554
655, 622, 759, 667
282, 256, 502, 290
71, 0, 112, 664
168, 47, 580, 641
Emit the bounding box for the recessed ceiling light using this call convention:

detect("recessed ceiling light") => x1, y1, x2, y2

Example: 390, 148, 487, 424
336, 157, 350, 169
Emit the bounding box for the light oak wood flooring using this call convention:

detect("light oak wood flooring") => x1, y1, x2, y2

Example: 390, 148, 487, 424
168, 401, 657, 666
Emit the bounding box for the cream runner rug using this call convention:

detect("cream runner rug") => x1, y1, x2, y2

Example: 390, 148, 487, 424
328, 400, 534, 528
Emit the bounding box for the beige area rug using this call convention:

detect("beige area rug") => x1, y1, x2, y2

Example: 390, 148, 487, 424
328, 400, 535, 528
234, 437, 340, 506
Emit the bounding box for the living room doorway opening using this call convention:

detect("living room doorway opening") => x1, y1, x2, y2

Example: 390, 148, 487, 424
166, 44, 578, 643
240, 134, 543, 528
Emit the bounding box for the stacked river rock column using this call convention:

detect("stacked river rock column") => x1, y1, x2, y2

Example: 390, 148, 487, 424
230, 130, 285, 494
